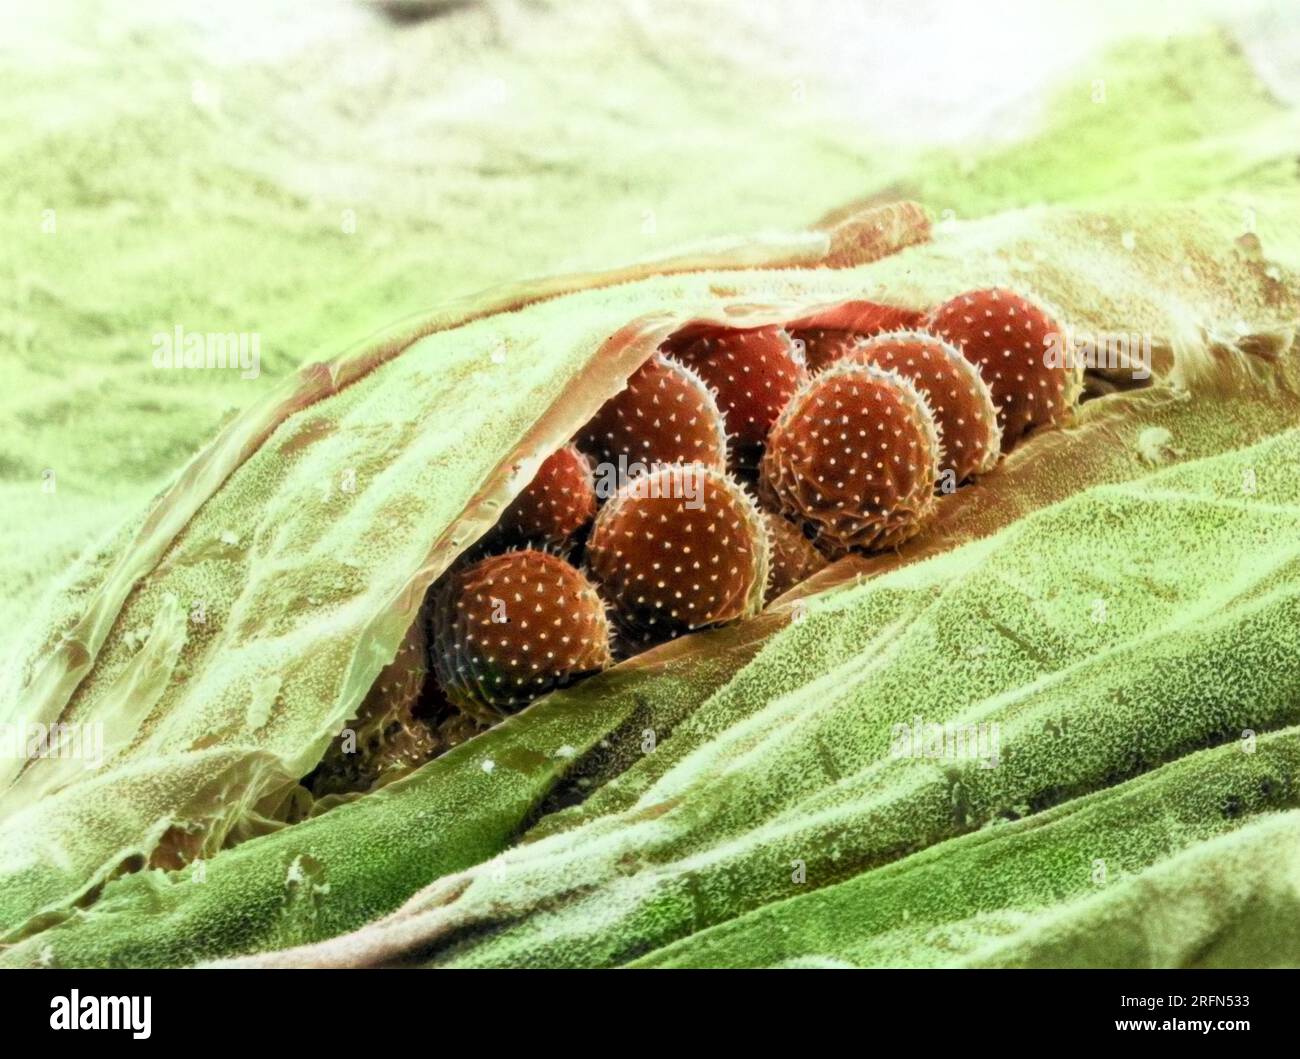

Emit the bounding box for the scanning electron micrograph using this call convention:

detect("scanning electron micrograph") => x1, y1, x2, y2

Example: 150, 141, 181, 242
2, 2, 1298, 1026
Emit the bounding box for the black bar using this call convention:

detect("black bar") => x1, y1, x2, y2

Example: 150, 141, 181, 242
1, 968, 1293, 1045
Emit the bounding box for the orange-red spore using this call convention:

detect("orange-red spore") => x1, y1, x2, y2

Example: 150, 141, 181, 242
662, 325, 806, 470
575, 353, 727, 473
762, 511, 828, 603
760, 362, 941, 555
925, 287, 1078, 452
497, 444, 596, 547
586, 464, 768, 644
431, 549, 612, 722
787, 301, 926, 373
845, 330, 1000, 485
